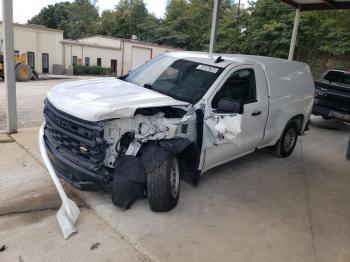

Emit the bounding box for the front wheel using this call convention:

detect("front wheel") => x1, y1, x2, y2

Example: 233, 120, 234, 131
273, 122, 298, 158
15, 63, 33, 82
147, 155, 180, 212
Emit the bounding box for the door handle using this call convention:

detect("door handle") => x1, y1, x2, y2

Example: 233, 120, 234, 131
251, 111, 261, 116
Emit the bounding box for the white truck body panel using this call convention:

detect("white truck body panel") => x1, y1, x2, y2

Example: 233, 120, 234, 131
41, 52, 314, 187
47, 77, 188, 121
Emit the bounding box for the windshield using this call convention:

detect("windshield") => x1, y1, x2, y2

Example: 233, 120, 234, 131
125, 55, 223, 103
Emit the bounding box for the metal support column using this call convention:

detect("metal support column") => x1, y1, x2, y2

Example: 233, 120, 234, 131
288, 8, 301, 60
209, 0, 220, 54
2, 0, 17, 133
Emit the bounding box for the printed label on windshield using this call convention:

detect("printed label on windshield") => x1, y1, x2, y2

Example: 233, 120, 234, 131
196, 65, 219, 73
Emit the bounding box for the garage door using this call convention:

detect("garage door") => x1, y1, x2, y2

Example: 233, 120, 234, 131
131, 47, 152, 70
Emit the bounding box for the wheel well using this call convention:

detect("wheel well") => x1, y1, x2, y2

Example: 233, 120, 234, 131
176, 142, 200, 178
289, 114, 304, 134
138, 140, 200, 177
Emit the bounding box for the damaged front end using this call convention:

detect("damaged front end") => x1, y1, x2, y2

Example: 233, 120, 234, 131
42, 95, 243, 211
103, 105, 201, 209
42, 98, 202, 210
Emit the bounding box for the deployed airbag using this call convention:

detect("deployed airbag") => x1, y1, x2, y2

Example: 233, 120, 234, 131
203, 114, 242, 146
215, 114, 242, 140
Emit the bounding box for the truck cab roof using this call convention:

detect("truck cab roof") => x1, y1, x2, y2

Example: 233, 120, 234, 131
166, 51, 313, 98
165, 51, 308, 70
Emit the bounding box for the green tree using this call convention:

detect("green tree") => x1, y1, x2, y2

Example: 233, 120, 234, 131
99, 0, 158, 40
28, 0, 99, 39
28, 0, 350, 61
299, 10, 350, 56
240, 0, 294, 58
155, 0, 190, 48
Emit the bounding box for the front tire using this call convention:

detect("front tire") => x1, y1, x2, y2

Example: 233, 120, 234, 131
15, 63, 33, 82
147, 155, 180, 212
273, 122, 298, 158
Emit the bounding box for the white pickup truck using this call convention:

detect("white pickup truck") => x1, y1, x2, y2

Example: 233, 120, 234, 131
40, 52, 314, 212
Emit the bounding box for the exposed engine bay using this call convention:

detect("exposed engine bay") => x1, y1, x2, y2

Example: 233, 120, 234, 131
103, 106, 198, 168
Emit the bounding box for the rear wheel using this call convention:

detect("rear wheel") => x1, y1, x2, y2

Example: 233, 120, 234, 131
273, 122, 298, 158
15, 63, 33, 82
147, 155, 180, 212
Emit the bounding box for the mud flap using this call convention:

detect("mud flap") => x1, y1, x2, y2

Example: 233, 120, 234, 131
111, 156, 146, 209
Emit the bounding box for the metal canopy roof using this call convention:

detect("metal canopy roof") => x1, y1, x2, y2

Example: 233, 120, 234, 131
281, 0, 350, 11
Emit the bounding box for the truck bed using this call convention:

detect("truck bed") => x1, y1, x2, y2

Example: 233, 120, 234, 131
313, 81, 350, 122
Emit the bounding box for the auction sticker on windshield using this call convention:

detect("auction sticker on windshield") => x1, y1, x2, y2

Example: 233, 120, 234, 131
196, 65, 219, 74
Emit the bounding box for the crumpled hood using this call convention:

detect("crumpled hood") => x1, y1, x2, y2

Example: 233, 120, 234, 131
47, 78, 189, 122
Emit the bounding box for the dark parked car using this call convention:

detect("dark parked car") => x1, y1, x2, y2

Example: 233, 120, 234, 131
313, 70, 350, 122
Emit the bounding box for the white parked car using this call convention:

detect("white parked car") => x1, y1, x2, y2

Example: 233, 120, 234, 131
39, 52, 315, 212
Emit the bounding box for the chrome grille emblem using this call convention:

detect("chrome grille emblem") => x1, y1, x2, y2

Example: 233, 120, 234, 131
79, 145, 88, 154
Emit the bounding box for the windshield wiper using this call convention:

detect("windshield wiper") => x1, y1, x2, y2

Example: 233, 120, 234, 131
118, 74, 129, 82
144, 83, 153, 90
143, 83, 168, 97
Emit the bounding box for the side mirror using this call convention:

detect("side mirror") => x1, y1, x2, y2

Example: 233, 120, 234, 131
217, 98, 243, 114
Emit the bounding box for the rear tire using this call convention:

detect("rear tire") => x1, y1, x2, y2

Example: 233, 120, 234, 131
15, 63, 33, 82
147, 155, 180, 212
273, 122, 298, 158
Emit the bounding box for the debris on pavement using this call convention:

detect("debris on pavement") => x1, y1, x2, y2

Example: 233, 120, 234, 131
0, 244, 6, 252
90, 242, 101, 250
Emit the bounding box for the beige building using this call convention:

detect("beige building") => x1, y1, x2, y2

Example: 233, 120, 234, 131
62, 36, 179, 76
0, 22, 63, 73
0, 22, 180, 76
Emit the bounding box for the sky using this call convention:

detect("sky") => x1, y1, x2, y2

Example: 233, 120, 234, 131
0, 0, 249, 24
0, 0, 168, 23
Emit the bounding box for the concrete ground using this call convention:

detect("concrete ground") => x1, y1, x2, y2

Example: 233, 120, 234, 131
0, 76, 104, 130
6, 117, 350, 262
0, 138, 150, 261
0, 209, 148, 262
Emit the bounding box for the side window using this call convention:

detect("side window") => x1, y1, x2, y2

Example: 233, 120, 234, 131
212, 69, 256, 109
340, 73, 350, 86
323, 71, 343, 83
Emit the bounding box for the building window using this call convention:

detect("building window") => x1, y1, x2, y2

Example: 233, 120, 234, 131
73, 56, 78, 66
27, 52, 35, 69
85, 57, 90, 66
97, 58, 102, 67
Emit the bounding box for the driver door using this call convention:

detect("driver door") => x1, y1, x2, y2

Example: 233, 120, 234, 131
202, 65, 269, 172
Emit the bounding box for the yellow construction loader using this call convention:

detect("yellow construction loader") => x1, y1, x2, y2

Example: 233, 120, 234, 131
0, 52, 38, 82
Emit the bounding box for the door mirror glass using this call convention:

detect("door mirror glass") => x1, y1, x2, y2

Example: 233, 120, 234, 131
217, 98, 243, 114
